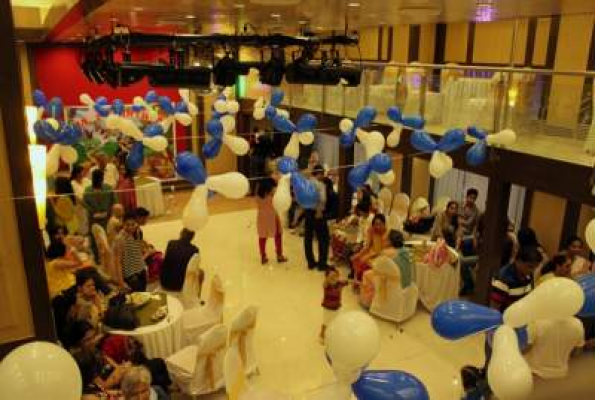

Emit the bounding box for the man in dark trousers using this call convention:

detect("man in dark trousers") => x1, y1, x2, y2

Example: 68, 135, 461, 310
160, 228, 201, 292
304, 165, 331, 271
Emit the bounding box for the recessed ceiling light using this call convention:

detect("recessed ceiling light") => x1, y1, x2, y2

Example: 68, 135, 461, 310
213, 13, 225, 19
315, 26, 324, 30
109, 17, 119, 22
348, 2, 361, 7
298, 20, 308, 25
185, 14, 196, 19
132, 6, 144, 11
233, 3, 245, 8
271, 13, 281, 18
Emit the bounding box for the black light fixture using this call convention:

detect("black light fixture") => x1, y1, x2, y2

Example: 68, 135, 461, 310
213, 52, 239, 86
259, 47, 285, 86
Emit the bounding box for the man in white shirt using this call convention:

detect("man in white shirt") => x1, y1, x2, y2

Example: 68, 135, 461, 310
90, 153, 119, 188
304, 165, 330, 271
524, 317, 585, 379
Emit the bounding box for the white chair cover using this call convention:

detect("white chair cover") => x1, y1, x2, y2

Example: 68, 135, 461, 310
377, 187, 394, 216
91, 223, 114, 280
182, 274, 225, 345
416, 247, 460, 311
166, 324, 228, 396
180, 253, 202, 309
433, 196, 451, 215
388, 193, 410, 232
369, 256, 419, 323
229, 305, 259, 376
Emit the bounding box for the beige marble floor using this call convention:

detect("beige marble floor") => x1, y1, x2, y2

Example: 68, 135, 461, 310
144, 209, 595, 400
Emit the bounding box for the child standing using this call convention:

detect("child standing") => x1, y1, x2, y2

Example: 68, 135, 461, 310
320, 267, 348, 342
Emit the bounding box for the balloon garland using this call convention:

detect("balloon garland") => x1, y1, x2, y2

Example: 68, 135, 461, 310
253, 87, 289, 121
204, 92, 249, 159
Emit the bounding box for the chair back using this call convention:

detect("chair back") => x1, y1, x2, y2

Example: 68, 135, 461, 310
377, 187, 394, 215
205, 274, 225, 321
229, 305, 258, 372
181, 253, 202, 309
224, 346, 247, 400
194, 324, 228, 392
91, 223, 114, 279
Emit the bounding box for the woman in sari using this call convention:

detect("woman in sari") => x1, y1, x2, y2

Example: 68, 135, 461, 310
351, 213, 390, 288
116, 165, 137, 213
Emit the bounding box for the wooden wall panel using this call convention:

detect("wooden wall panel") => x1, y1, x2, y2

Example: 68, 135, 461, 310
532, 18, 551, 66
419, 24, 436, 63
392, 25, 410, 62
445, 22, 468, 63
348, 27, 379, 60
528, 191, 566, 255
472, 20, 528, 65
411, 157, 430, 202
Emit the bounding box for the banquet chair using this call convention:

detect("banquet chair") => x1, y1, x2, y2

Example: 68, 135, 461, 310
91, 223, 115, 280
416, 244, 460, 311
377, 187, 394, 216
228, 305, 259, 376
387, 193, 410, 232
166, 324, 228, 398
224, 345, 291, 400
180, 253, 203, 309
182, 274, 225, 345
369, 256, 419, 323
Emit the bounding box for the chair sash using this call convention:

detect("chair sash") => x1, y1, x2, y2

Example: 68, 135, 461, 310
203, 343, 226, 390
228, 356, 247, 400
230, 322, 256, 366
376, 272, 399, 303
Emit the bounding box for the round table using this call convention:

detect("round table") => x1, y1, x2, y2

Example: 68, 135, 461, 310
134, 176, 165, 217
108, 295, 184, 359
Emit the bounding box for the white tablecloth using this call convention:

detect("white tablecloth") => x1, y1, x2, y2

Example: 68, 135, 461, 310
108, 295, 184, 359
134, 177, 165, 217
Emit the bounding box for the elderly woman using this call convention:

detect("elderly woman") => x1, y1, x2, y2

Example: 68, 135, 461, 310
121, 366, 169, 400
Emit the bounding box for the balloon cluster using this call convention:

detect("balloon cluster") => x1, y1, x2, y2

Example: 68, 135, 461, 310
323, 311, 429, 400
386, 106, 425, 148
272, 112, 317, 159
432, 276, 595, 400
203, 92, 250, 159
32, 90, 83, 176
273, 156, 320, 214
466, 126, 518, 166
175, 151, 250, 231
338, 106, 376, 148
252, 88, 289, 121
410, 129, 466, 179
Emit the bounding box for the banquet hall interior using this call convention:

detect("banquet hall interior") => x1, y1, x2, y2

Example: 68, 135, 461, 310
4, 0, 595, 399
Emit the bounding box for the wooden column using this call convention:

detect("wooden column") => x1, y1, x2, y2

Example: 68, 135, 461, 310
559, 201, 581, 250
0, 0, 55, 355
338, 144, 354, 219
400, 155, 413, 196
473, 177, 511, 305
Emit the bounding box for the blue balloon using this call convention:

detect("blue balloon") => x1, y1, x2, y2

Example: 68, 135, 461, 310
487, 326, 529, 351
202, 139, 222, 159
94, 96, 110, 117
353, 370, 430, 400
355, 106, 377, 127
131, 104, 144, 113
410, 131, 437, 153
272, 115, 296, 134
438, 129, 466, 153
58, 124, 82, 145
296, 113, 317, 132
159, 96, 175, 115
175, 101, 189, 114
265, 105, 277, 120
369, 153, 393, 174
144, 123, 164, 138
348, 163, 372, 189
270, 88, 284, 107
145, 90, 159, 104
175, 151, 207, 185
291, 173, 319, 209
466, 139, 487, 166
33, 120, 58, 142
387, 106, 402, 123
468, 126, 487, 140
431, 300, 503, 340
126, 142, 145, 171
401, 115, 425, 130
577, 273, 595, 317
33, 90, 47, 108
48, 97, 64, 118
340, 132, 356, 148
206, 119, 224, 140
277, 156, 298, 174
112, 99, 125, 116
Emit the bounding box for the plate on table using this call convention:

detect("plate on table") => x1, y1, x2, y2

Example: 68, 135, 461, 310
128, 292, 152, 308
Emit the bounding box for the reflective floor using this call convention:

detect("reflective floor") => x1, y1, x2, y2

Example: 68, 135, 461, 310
145, 208, 595, 399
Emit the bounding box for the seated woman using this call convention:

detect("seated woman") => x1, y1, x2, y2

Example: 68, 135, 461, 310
563, 235, 593, 278
430, 200, 461, 248
46, 240, 84, 299
351, 214, 390, 288
330, 202, 371, 265
537, 254, 572, 285
69, 269, 108, 329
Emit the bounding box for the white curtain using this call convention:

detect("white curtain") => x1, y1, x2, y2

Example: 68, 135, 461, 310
315, 134, 340, 170
432, 168, 525, 228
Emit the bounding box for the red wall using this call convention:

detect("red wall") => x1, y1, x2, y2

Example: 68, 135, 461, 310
32, 46, 189, 152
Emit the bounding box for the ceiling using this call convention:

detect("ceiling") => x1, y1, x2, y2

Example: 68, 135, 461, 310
12, 0, 595, 42
11, 0, 78, 41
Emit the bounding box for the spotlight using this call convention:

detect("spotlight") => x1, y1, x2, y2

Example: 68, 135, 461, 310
259, 48, 285, 86
213, 53, 239, 86
148, 65, 212, 88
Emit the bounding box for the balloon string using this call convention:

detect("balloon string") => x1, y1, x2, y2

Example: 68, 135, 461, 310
1, 150, 429, 202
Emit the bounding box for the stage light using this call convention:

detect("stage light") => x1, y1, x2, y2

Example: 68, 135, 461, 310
213, 54, 239, 86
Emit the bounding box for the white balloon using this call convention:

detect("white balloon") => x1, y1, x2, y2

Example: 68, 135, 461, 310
183, 185, 209, 231
160, 117, 174, 133
118, 118, 143, 140
386, 124, 403, 147
0, 342, 82, 400
178, 88, 190, 103
487, 326, 533, 400
299, 131, 315, 145
133, 96, 146, 107
46, 118, 59, 131
206, 172, 249, 199
273, 174, 292, 215
277, 108, 290, 119
105, 114, 121, 130
174, 112, 193, 126
284, 134, 301, 159
378, 170, 395, 186
143, 136, 169, 152
487, 128, 517, 146
429, 151, 453, 179
586, 219, 595, 251
325, 311, 380, 372
187, 102, 199, 116
214, 99, 228, 114
254, 97, 265, 109
221, 114, 236, 133
46, 144, 61, 177
79, 93, 94, 106
222, 135, 250, 156
364, 130, 386, 159
339, 118, 353, 133
355, 128, 368, 144
253, 107, 266, 120
227, 100, 240, 114
60, 146, 78, 164
503, 277, 585, 328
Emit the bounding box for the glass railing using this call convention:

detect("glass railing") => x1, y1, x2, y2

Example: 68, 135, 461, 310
240, 63, 595, 167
